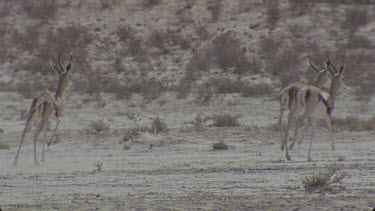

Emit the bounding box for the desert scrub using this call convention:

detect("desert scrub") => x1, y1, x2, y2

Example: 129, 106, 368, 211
122, 128, 141, 142
332, 116, 375, 132
212, 141, 228, 150
192, 113, 206, 134
95, 161, 103, 172
150, 116, 168, 134
87, 120, 111, 134
302, 165, 346, 192
211, 113, 240, 127
0, 142, 11, 150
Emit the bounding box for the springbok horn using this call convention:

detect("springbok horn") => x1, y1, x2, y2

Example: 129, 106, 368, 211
57, 53, 64, 72
308, 59, 320, 73
66, 53, 73, 71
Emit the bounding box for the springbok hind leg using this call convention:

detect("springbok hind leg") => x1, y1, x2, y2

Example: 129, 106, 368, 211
13, 126, 30, 167
41, 128, 48, 162
289, 121, 305, 149
279, 109, 285, 150
282, 112, 295, 160
33, 120, 48, 165
47, 117, 60, 147
325, 117, 335, 151
307, 122, 316, 162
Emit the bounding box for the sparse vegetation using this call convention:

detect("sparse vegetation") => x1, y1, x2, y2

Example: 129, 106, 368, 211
21, 0, 58, 23
212, 32, 255, 74
337, 155, 345, 162
212, 141, 229, 150
192, 113, 206, 134
141, 0, 162, 8
195, 83, 214, 105
150, 116, 168, 134
0, 142, 11, 150
241, 83, 274, 98
212, 113, 241, 127
95, 161, 103, 172
264, 0, 279, 26
332, 116, 375, 132
99, 0, 116, 10
302, 165, 346, 192
122, 128, 141, 142
88, 120, 111, 134
288, 0, 310, 16
341, 7, 368, 36
207, 0, 223, 22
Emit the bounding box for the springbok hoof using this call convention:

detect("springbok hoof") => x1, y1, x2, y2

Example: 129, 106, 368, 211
307, 157, 313, 162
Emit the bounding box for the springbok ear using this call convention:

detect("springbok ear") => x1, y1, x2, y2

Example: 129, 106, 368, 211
49, 61, 60, 74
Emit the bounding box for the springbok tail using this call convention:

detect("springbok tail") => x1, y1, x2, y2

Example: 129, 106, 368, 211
24, 96, 46, 122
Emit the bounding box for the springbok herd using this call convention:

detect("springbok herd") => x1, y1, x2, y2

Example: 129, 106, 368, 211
12, 54, 345, 166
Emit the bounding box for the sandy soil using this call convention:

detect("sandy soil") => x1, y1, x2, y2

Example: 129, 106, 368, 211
1, 92, 374, 210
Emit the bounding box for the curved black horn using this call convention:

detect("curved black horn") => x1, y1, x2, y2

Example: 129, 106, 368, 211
66, 53, 73, 71
308, 59, 320, 73
57, 53, 64, 72
331, 63, 338, 74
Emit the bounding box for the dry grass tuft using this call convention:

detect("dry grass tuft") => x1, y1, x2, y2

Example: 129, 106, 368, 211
302, 164, 346, 192
150, 116, 168, 134
0, 142, 11, 150
87, 120, 111, 134
212, 141, 228, 150
95, 161, 103, 172
211, 113, 241, 127
122, 128, 141, 142
192, 113, 206, 134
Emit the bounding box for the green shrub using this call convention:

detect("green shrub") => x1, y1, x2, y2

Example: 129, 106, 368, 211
212, 141, 228, 150
150, 116, 168, 134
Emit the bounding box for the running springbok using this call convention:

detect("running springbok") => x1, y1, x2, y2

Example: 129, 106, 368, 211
282, 60, 344, 161
13, 54, 72, 166
279, 59, 331, 150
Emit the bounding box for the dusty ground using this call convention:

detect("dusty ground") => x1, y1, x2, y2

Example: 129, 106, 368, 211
1, 92, 375, 210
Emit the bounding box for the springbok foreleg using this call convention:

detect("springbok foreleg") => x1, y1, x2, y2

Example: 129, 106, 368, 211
325, 116, 335, 151
282, 111, 297, 160
278, 109, 285, 146
47, 117, 60, 147
41, 128, 48, 162
307, 121, 316, 162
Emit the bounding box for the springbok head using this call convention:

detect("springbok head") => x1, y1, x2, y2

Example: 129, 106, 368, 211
308, 58, 331, 89
49, 53, 73, 98
327, 59, 345, 95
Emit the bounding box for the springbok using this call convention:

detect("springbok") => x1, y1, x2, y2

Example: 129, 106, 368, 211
282, 60, 345, 161
13, 53, 72, 166
278, 59, 331, 150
